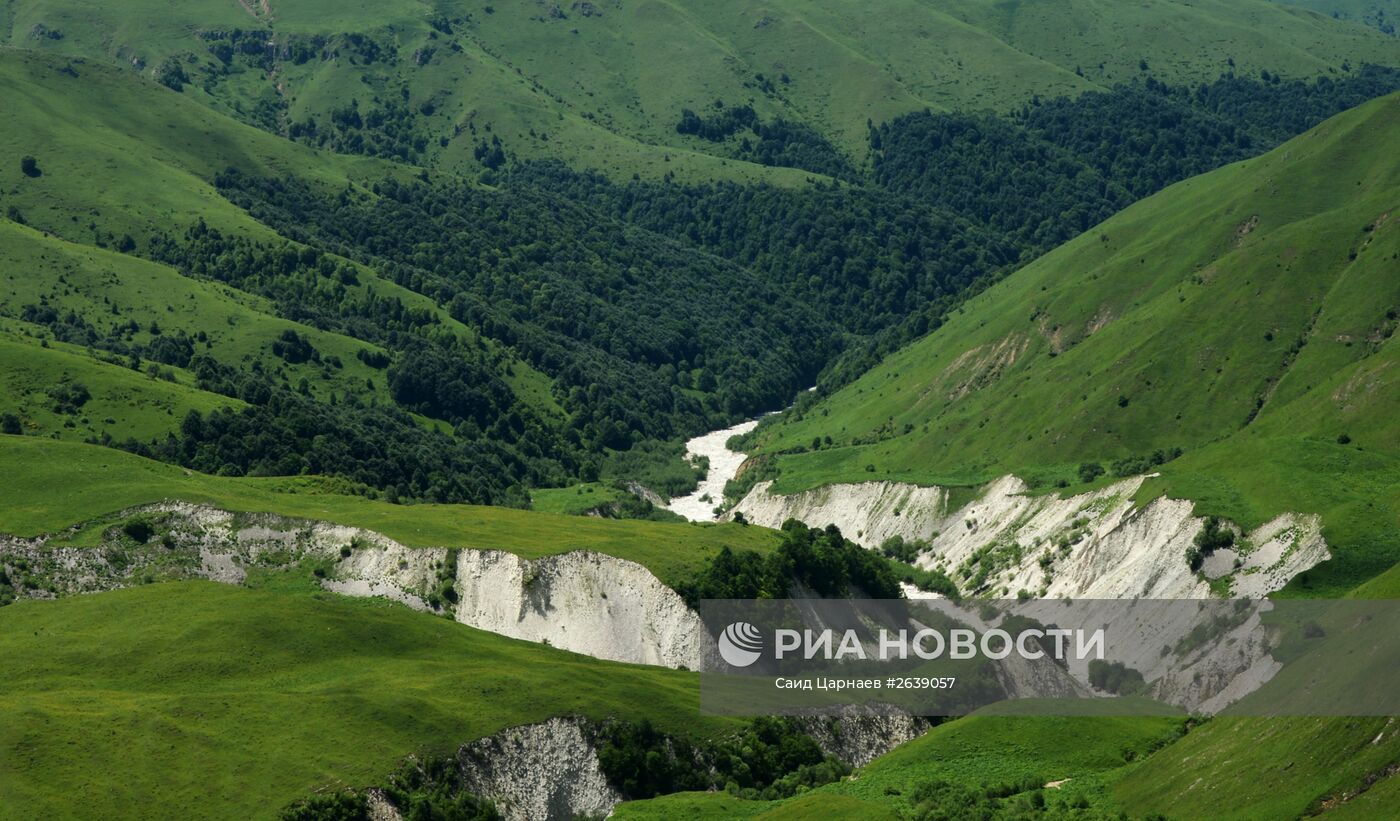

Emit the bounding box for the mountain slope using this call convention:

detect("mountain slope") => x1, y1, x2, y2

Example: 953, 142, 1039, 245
749, 92, 1400, 590
0, 581, 739, 818
6, 0, 1399, 180
1275, 0, 1399, 34
0, 49, 839, 503
0, 435, 779, 587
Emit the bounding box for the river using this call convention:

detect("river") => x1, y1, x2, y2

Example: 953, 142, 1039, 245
665, 418, 762, 522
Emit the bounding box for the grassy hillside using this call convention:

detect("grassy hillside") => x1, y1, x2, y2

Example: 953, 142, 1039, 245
0, 436, 778, 586
0, 50, 556, 416
5, 0, 1399, 180
617, 715, 1186, 819
0, 581, 738, 819
749, 92, 1400, 591
1112, 717, 1400, 818
617, 712, 1400, 819
0, 48, 836, 504
1276, 1, 1399, 33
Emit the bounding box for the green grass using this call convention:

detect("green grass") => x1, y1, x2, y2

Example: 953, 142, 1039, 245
614, 791, 894, 820
1111, 717, 1400, 819
1273, 0, 1400, 28
613, 791, 783, 820
0, 581, 740, 819
0, 319, 238, 441
0, 50, 560, 419
0, 435, 778, 587
751, 91, 1400, 592
6, 0, 1398, 180
801, 715, 1183, 814
529, 482, 629, 515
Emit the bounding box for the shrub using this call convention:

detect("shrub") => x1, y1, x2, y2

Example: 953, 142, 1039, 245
122, 517, 156, 544
1077, 462, 1105, 484
48, 380, 91, 414
20, 155, 41, 177
279, 790, 370, 820
1088, 659, 1146, 695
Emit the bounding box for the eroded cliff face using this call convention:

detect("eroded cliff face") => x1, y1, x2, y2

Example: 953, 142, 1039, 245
0, 503, 712, 669
456, 717, 620, 821
732, 473, 1331, 712
733, 475, 1328, 601
732, 480, 950, 548
792, 713, 932, 767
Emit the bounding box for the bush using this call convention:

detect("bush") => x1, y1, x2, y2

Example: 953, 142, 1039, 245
156, 56, 189, 91
279, 791, 369, 821
596, 716, 845, 801
122, 517, 156, 544
20, 155, 41, 178
1187, 516, 1236, 570
1077, 462, 1105, 484
48, 380, 91, 414
676, 519, 902, 604
1088, 659, 1146, 695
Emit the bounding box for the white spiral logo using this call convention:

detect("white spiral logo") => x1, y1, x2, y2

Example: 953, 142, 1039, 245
718, 621, 764, 668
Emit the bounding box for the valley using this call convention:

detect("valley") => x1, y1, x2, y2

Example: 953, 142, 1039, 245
3, 1, 1400, 819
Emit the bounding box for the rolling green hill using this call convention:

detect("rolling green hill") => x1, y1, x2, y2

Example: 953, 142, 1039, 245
749, 92, 1400, 591
1276, 1, 1399, 34
5, 0, 1399, 181
0, 435, 779, 586
617, 714, 1187, 819
0, 48, 839, 504
0, 581, 738, 818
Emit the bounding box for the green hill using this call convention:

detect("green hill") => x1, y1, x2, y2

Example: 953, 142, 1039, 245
1275, 1, 1399, 34
0, 435, 778, 587
749, 92, 1400, 592
0, 581, 736, 818
5, 0, 1399, 180
0, 48, 836, 505
617, 714, 1187, 819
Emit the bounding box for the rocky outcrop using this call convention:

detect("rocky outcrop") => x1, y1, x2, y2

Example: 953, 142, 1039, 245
792, 712, 932, 766
457, 717, 620, 821
324, 539, 711, 669
731, 480, 949, 548
733, 474, 1332, 712
734, 475, 1328, 601
0, 503, 710, 669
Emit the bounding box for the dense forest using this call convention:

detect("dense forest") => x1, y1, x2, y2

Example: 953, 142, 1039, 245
675, 102, 858, 180
21, 68, 1397, 506
215, 171, 835, 434
497, 69, 1400, 404
872, 66, 1400, 249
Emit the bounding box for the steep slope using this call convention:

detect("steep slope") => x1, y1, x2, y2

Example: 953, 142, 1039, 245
749, 92, 1400, 591
5, 0, 1399, 179
0, 50, 837, 503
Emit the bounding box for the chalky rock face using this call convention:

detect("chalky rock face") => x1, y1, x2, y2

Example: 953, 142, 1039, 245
732, 473, 1330, 712
733, 475, 1327, 600
2, 503, 712, 669
455, 717, 620, 821
731, 480, 950, 548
